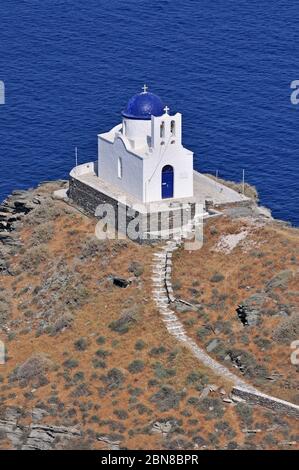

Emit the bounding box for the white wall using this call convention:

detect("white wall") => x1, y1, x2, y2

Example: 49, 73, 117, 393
123, 118, 151, 149
98, 135, 144, 201
97, 112, 194, 203
144, 145, 193, 202
144, 113, 193, 202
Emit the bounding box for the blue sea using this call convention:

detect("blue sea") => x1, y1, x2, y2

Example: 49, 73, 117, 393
0, 0, 299, 225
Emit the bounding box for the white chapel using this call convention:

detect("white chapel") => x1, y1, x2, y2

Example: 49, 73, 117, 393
97, 85, 194, 203
67, 86, 248, 239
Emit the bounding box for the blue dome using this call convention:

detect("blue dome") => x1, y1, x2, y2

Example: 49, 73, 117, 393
122, 91, 164, 120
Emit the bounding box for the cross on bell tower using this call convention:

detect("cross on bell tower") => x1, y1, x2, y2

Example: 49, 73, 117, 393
164, 105, 169, 114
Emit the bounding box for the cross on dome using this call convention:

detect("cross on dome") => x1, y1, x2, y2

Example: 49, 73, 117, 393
164, 105, 169, 114
142, 84, 148, 93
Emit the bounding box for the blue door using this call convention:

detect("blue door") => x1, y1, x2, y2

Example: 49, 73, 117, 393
161, 165, 174, 199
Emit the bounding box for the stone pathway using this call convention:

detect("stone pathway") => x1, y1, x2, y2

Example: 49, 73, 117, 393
151, 239, 256, 391
151, 239, 299, 418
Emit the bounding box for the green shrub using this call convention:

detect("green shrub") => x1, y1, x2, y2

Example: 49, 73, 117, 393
109, 309, 138, 334
49, 313, 73, 336
113, 409, 128, 420
153, 362, 176, 379
186, 371, 205, 385
149, 346, 166, 356
96, 336, 106, 345
272, 313, 299, 344
21, 245, 49, 271
210, 272, 225, 283
95, 349, 110, 359
253, 337, 272, 350
63, 358, 79, 369
196, 327, 209, 341
134, 340, 146, 351
150, 386, 183, 412
235, 403, 253, 425
80, 236, 108, 259
197, 397, 225, 419
74, 338, 88, 351
71, 383, 91, 397
128, 261, 144, 277
32, 223, 54, 245
92, 359, 107, 369
128, 360, 145, 374
100, 368, 125, 390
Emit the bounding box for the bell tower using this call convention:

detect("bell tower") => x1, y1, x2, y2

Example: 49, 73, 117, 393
151, 106, 182, 149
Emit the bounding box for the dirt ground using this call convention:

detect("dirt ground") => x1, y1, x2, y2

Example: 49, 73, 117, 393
0, 183, 298, 450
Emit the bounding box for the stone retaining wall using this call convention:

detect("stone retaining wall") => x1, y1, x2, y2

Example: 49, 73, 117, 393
232, 387, 299, 418
69, 176, 196, 244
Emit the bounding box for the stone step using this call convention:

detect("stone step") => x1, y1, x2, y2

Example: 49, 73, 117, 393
152, 268, 165, 274
152, 283, 164, 289
151, 275, 164, 280
153, 297, 169, 304
163, 320, 183, 329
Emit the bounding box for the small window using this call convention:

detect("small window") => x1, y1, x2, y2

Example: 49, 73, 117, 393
171, 120, 176, 136
118, 157, 123, 178
160, 121, 165, 139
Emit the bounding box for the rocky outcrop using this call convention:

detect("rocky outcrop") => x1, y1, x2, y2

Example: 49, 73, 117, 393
0, 410, 81, 450
0, 189, 39, 233
22, 424, 81, 450
0, 181, 68, 240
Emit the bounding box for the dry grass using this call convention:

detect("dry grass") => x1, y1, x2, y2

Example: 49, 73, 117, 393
0, 183, 298, 450
172, 215, 299, 403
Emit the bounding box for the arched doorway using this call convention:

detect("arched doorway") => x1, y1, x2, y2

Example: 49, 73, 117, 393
161, 165, 174, 199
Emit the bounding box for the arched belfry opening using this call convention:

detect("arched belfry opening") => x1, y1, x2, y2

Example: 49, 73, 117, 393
161, 165, 174, 199
170, 120, 176, 136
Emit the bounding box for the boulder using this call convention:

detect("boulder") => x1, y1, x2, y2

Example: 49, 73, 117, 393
22, 424, 81, 450
206, 339, 219, 352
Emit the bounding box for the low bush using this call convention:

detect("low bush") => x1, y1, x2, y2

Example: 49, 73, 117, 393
210, 272, 225, 283
63, 358, 79, 369
100, 368, 125, 390
80, 236, 109, 259
95, 349, 110, 359
153, 362, 176, 379
127, 360, 145, 374
272, 313, 299, 344
150, 386, 183, 412
197, 397, 225, 419
128, 261, 144, 277
10, 353, 51, 387
0, 296, 11, 324
74, 337, 88, 351
21, 245, 49, 271
31, 223, 54, 245
96, 336, 106, 345
235, 403, 253, 425
149, 346, 166, 356
134, 340, 146, 351
113, 409, 128, 420
109, 308, 139, 334
49, 313, 73, 336
71, 383, 91, 397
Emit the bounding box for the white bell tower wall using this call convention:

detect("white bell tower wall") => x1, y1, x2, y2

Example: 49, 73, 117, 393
151, 112, 182, 149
